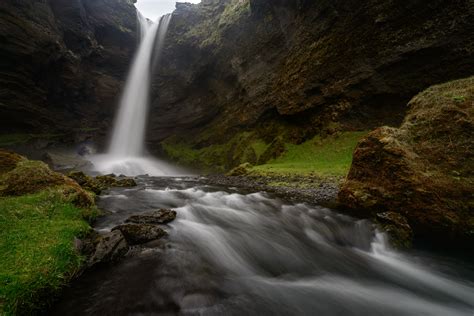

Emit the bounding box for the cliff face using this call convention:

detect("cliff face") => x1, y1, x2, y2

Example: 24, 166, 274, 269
149, 0, 473, 149
0, 0, 137, 136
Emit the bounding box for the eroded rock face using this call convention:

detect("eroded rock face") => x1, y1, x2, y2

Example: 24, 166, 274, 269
0, 0, 137, 137
339, 77, 474, 247
148, 0, 473, 150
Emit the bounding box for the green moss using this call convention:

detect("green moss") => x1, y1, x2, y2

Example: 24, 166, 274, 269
162, 132, 264, 172
0, 189, 91, 315
251, 132, 368, 177
162, 131, 367, 177
218, 0, 250, 27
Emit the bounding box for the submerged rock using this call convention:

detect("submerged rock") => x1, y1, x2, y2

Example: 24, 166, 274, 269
126, 209, 177, 225
113, 224, 167, 245
339, 77, 474, 248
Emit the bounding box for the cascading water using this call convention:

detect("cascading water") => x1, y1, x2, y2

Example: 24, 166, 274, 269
90, 13, 185, 176
52, 178, 474, 315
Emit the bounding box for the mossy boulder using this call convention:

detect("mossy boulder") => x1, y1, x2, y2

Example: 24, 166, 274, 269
0, 149, 25, 175
339, 77, 474, 248
0, 158, 94, 208
68, 171, 137, 195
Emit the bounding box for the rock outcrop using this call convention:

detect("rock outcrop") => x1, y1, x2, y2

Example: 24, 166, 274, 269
68, 171, 137, 194
0, 149, 94, 207
149, 0, 473, 154
0, 0, 138, 138
338, 77, 474, 247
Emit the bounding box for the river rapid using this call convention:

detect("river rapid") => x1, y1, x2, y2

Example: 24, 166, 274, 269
52, 177, 474, 315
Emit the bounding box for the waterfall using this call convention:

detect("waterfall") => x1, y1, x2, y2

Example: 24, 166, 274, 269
89, 13, 186, 176
109, 13, 172, 157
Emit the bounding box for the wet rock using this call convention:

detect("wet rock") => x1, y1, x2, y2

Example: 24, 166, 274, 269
376, 212, 413, 249
113, 224, 167, 245
42, 152, 93, 171
126, 209, 177, 225
68, 171, 103, 194
68, 171, 137, 194
88, 230, 129, 266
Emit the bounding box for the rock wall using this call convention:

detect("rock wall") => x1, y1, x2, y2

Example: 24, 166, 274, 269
149, 0, 474, 149
0, 0, 138, 137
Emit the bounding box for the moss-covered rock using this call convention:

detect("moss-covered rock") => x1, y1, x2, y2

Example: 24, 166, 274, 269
0, 149, 25, 175
339, 77, 474, 248
68, 171, 137, 194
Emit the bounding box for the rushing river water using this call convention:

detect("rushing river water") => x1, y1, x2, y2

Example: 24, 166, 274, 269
52, 177, 474, 315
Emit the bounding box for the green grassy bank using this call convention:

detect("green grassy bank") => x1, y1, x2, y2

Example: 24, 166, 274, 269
0, 152, 95, 315
162, 131, 368, 178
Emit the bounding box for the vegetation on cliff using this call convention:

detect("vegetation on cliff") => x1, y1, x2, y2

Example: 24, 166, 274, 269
0, 150, 97, 315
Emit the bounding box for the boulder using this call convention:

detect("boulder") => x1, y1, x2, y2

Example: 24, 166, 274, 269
88, 230, 129, 266
125, 209, 177, 225
113, 224, 167, 245
42, 151, 93, 171
339, 77, 474, 247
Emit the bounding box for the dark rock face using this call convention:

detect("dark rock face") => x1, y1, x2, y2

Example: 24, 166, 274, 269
149, 0, 473, 148
338, 77, 474, 247
0, 0, 137, 137
125, 209, 177, 225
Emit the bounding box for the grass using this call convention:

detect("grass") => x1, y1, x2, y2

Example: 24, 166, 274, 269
251, 132, 368, 177
163, 131, 367, 177
0, 189, 91, 315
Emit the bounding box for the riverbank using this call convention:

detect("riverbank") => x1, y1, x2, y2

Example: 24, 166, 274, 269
0, 150, 97, 315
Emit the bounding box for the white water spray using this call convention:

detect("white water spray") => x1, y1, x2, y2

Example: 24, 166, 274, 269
90, 13, 186, 176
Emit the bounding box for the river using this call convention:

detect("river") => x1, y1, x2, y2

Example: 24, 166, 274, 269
52, 176, 474, 315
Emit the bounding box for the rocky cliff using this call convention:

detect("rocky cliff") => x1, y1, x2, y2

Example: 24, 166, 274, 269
0, 0, 137, 138
338, 77, 473, 248
149, 0, 473, 158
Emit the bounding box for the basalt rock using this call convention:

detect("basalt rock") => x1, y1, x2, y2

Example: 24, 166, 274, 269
339, 77, 474, 248
125, 209, 177, 225
87, 230, 129, 266
149, 0, 473, 154
0, 0, 137, 139
113, 223, 167, 245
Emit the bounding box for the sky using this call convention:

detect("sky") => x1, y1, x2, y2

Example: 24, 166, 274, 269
135, 0, 201, 22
